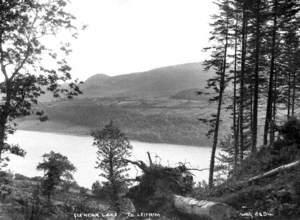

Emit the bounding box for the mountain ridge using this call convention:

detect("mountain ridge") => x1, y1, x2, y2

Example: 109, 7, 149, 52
80, 62, 212, 99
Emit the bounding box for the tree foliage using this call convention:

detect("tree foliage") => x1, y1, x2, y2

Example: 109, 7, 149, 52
37, 151, 76, 200
204, 0, 232, 188
203, 0, 300, 187
203, 117, 300, 218
92, 121, 132, 213
0, 0, 82, 165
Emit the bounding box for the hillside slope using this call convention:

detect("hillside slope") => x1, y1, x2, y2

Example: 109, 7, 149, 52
80, 62, 212, 98
18, 97, 218, 146
18, 63, 223, 146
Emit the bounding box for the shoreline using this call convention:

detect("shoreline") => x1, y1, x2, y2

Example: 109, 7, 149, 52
16, 128, 210, 148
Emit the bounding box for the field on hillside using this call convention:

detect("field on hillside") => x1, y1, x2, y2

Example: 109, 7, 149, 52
17, 97, 231, 146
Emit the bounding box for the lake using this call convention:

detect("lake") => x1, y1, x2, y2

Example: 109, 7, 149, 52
6, 130, 211, 188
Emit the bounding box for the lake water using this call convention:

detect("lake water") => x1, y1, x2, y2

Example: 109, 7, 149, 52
6, 130, 211, 188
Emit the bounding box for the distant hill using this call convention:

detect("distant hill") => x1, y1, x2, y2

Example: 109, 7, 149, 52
80, 63, 212, 98
19, 62, 224, 146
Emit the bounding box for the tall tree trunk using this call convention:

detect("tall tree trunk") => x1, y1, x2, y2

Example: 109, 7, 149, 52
264, 0, 278, 146
233, 17, 239, 170
291, 71, 296, 116
0, 117, 6, 160
239, 2, 247, 164
208, 86, 224, 188
272, 70, 280, 141
0, 82, 11, 160
252, 0, 261, 153
109, 152, 121, 213
271, 66, 278, 143
250, 83, 254, 140
287, 71, 291, 118
0, 32, 11, 160
208, 9, 229, 188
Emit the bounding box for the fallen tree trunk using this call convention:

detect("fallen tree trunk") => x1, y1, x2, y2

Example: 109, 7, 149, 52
243, 159, 300, 184
173, 195, 237, 220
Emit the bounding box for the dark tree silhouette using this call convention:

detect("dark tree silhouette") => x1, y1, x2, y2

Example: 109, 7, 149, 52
92, 121, 132, 213
204, 0, 300, 184
37, 151, 76, 201
206, 0, 231, 188
0, 0, 82, 165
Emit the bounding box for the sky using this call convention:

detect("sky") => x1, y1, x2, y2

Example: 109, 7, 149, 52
65, 0, 217, 80
0, 0, 216, 82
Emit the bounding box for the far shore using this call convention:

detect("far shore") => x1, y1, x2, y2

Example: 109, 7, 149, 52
16, 128, 211, 148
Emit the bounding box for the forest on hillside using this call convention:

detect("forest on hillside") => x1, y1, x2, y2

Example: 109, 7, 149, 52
0, 0, 300, 219
203, 0, 300, 187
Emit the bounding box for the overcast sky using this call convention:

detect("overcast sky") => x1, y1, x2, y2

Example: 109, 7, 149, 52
64, 0, 217, 80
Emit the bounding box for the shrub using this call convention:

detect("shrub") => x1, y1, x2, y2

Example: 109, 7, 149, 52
278, 117, 300, 145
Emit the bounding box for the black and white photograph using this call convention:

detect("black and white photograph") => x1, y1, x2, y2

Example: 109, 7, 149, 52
0, 0, 300, 219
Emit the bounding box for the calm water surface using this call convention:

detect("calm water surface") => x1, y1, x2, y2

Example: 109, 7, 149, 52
7, 130, 211, 188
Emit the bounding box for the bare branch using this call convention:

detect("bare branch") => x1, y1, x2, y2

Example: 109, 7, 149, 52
147, 151, 153, 167
10, 42, 32, 81
124, 159, 148, 172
